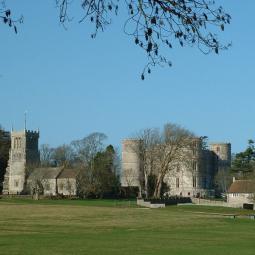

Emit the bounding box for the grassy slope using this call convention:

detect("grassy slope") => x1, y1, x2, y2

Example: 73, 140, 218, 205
0, 199, 254, 255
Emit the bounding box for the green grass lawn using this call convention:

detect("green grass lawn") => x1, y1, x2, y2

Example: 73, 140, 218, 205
0, 198, 255, 255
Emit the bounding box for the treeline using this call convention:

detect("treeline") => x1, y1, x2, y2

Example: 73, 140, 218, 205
39, 132, 121, 198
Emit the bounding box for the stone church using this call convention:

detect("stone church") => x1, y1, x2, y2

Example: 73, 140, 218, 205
121, 138, 231, 198
2, 129, 80, 196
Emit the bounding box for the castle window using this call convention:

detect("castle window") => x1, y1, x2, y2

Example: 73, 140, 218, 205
192, 176, 197, 188
14, 180, 19, 187
192, 161, 197, 171
216, 146, 220, 152
202, 177, 207, 188
192, 141, 198, 154
14, 138, 17, 148
176, 178, 179, 188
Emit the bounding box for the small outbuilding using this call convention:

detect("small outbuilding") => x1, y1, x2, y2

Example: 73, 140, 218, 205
57, 168, 81, 196
227, 178, 255, 209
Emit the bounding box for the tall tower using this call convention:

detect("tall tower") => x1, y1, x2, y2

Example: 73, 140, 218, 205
121, 139, 141, 188
209, 143, 231, 169
3, 130, 40, 194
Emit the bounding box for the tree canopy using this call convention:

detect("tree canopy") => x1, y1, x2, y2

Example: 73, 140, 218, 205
231, 140, 255, 178
1, 0, 231, 79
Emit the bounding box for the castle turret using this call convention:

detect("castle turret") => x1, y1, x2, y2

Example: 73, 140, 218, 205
2, 130, 40, 194
121, 139, 141, 188
209, 143, 231, 169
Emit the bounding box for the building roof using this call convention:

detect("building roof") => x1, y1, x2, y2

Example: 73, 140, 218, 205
228, 180, 255, 194
28, 167, 63, 180
57, 168, 81, 179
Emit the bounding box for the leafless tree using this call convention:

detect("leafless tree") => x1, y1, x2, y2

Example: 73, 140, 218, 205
71, 132, 107, 168
2, 0, 231, 78
214, 167, 232, 194
0, 0, 23, 33
56, 0, 231, 78
40, 144, 54, 167
76, 166, 102, 198
152, 123, 194, 198
52, 144, 74, 167
132, 128, 160, 198
130, 123, 194, 198
25, 166, 45, 200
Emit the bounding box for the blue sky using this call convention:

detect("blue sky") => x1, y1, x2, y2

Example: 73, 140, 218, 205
0, 1, 254, 153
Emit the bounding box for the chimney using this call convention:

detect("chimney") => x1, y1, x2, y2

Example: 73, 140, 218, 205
232, 176, 236, 183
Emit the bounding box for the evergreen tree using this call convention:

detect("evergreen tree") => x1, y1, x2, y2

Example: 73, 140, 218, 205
231, 140, 255, 178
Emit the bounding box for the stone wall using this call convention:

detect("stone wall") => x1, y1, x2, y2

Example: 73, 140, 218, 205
192, 198, 229, 207
137, 199, 165, 208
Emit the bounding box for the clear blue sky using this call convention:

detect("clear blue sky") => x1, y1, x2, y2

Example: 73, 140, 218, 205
0, 1, 254, 153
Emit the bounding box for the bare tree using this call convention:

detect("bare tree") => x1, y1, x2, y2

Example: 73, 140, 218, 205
132, 128, 160, 198
25, 166, 44, 200
56, 0, 231, 78
40, 144, 54, 167
71, 132, 107, 168
129, 123, 194, 198
52, 144, 74, 167
0, 0, 23, 33
2, 0, 231, 78
152, 123, 194, 198
214, 167, 231, 195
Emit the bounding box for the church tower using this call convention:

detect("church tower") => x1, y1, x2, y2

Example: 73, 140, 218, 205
2, 130, 40, 194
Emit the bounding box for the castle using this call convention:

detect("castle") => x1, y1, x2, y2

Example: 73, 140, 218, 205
121, 138, 231, 197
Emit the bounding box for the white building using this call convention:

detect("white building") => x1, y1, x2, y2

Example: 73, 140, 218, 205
227, 179, 255, 209
27, 167, 81, 197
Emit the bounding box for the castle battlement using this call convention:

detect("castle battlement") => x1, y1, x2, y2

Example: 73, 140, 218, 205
25, 130, 39, 135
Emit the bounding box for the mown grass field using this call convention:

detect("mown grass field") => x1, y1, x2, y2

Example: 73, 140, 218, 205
0, 198, 255, 255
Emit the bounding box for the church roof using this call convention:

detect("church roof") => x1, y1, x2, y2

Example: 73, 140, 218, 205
28, 167, 63, 180
228, 180, 255, 194
57, 168, 81, 179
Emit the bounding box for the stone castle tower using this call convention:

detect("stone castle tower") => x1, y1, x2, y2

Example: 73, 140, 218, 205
3, 129, 40, 194
209, 143, 231, 170
121, 139, 141, 187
